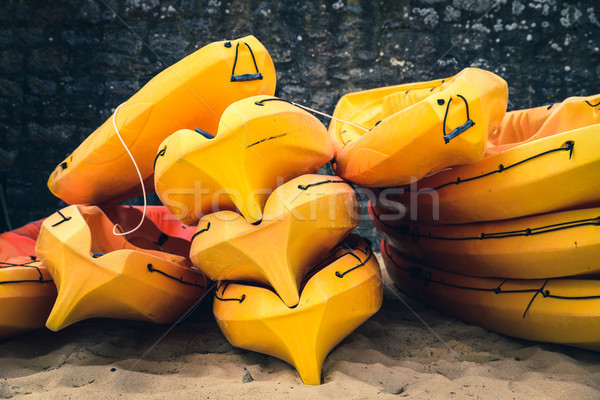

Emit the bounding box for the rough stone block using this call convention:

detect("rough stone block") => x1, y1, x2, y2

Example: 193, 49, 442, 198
0, 78, 23, 98
14, 27, 44, 47
27, 77, 57, 96
26, 47, 69, 74
0, 50, 24, 75
0, 29, 14, 48
27, 122, 78, 143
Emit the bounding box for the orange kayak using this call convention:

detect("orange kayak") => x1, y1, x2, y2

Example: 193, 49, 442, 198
48, 35, 276, 205
154, 95, 332, 225
37, 205, 208, 331
190, 174, 359, 307
214, 235, 383, 385
0, 220, 56, 340
390, 94, 600, 224
382, 240, 600, 352
328, 68, 508, 187
370, 202, 600, 279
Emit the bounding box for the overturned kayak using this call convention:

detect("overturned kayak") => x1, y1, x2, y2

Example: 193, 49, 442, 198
190, 174, 359, 307
0, 259, 56, 340
214, 235, 383, 385
371, 202, 600, 279
391, 94, 600, 224
382, 241, 600, 352
48, 35, 276, 205
154, 95, 332, 225
328, 68, 508, 187
0, 220, 56, 340
36, 205, 208, 331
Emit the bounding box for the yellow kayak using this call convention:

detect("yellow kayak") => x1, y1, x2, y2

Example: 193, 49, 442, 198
154, 95, 332, 225
328, 68, 508, 187
36, 205, 208, 331
393, 94, 600, 224
190, 174, 359, 307
0, 259, 56, 340
214, 235, 383, 385
1, 221, 56, 339
382, 241, 600, 352
370, 203, 600, 279
48, 35, 276, 205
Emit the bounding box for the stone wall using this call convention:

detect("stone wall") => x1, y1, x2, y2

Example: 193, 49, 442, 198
1, 0, 599, 237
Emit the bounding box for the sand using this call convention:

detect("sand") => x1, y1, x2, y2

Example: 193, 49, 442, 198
1, 255, 599, 399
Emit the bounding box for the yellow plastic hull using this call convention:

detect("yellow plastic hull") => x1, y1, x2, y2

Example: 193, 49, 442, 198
393, 95, 600, 224
382, 241, 600, 352
0, 259, 56, 340
191, 174, 359, 307
328, 68, 508, 187
214, 235, 383, 385
48, 35, 276, 205
36, 205, 207, 331
154, 95, 332, 224
1, 220, 56, 339
371, 203, 600, 279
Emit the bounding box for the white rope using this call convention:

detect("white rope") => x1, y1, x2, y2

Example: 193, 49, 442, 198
111, 102, 147, 236
290, 102, 370, 132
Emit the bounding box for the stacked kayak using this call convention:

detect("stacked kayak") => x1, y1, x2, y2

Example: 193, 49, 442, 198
381, 242, 600, 352
372, 94, 600, 350
190, 174, 360, 307
215, 234, 382, 385
328, 68, 508, 187
371, 203, 600, 279
387, 94, 600, 224
154, 95, 333, 224
37, 205, 207, 331
48, 35, 276, 205
0, 220, 56, 339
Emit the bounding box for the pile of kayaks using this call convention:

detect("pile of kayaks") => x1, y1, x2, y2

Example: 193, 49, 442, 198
369, 93, 600, 352
3, 35, 384, 386
2, 35, 598, 386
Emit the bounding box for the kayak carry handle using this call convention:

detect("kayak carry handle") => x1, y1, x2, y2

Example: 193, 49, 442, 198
230, 42, 263, 82
442, 94, 475, 144
195, 127, 215, 139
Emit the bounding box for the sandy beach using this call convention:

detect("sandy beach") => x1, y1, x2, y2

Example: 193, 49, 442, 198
1, 255, 599, 399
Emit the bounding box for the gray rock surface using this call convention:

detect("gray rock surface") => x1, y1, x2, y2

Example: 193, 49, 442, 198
1, 0, 599, 241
